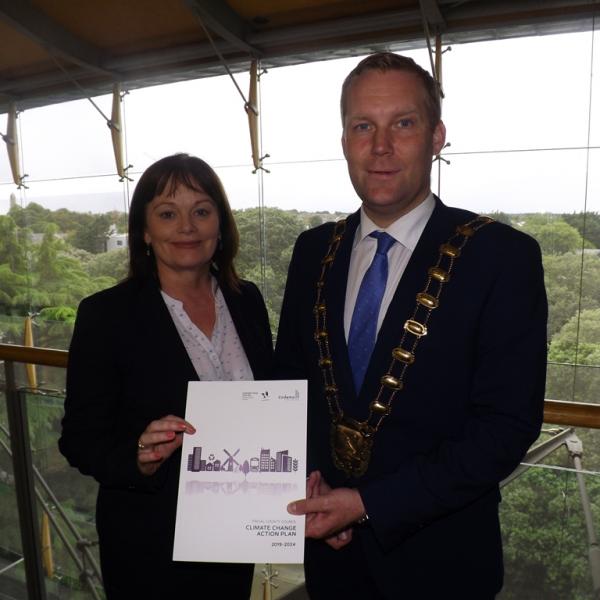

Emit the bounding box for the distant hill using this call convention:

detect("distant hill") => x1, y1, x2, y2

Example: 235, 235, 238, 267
1, 191, 127, 215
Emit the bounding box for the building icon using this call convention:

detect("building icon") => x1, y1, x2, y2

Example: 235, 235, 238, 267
276, 450, 289, 472
191, 447, 202, 472
260, 449, 271, 472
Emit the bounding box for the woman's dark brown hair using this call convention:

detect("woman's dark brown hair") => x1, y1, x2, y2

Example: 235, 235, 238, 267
127, 153, 240, 291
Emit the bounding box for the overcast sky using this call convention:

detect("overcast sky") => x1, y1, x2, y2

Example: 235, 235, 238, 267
0, 30, 599, 217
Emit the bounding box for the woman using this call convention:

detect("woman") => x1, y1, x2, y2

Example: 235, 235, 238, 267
59, 153, 273, 598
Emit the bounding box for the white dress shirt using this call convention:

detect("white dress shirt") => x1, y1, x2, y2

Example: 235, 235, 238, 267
343, 194, 435, 341
161, 280, 253, 381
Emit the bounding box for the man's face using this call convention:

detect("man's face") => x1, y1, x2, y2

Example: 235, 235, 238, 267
342, 69, 446, 226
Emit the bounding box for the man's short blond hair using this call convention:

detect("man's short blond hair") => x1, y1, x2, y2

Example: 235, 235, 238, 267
340, 52, 442, 129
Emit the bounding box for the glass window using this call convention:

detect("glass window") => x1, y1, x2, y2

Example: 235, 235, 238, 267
18, 95, 116, 180
124, 75, 253, 173
443, 32, 594, 153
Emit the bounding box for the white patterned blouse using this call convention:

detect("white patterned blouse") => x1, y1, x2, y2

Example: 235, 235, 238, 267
161, 280, 253, 382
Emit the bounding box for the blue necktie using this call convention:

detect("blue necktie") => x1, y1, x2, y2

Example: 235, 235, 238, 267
348, 231, 396, 393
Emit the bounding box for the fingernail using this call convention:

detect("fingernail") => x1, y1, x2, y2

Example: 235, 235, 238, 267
339, 532, 348, 541
287, 502, 296, 514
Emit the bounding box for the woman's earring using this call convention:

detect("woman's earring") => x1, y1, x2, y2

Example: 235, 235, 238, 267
146, 244, 151, 257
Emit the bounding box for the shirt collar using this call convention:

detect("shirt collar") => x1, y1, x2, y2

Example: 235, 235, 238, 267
355, 193, 435, 251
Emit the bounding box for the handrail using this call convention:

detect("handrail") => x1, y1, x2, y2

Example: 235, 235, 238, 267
1, 343, 600, 429
543, 399, 600, 429
0, 344, 68, 369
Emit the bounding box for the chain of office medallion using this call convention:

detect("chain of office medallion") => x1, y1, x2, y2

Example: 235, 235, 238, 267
313, 215, 494, 435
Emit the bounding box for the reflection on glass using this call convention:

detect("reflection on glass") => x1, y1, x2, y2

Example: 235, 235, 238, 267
500, 427, 600, 599
26, 389, 102, 598
0, 395, 23, 590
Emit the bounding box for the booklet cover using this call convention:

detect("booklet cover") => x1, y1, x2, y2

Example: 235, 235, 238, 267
173, 380, 307, 564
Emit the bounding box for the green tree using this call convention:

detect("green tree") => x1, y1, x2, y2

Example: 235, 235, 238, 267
501, 466, 599, 600
0, 265, 30, 307
308, 214, 324, 228
36, 223, 62, 282
68, 213, 112, 254
562, 212, 600, 249
543, 254, 600, 338
38, 306, 77, 323
0, 215, 28, 272
488, 211, 513, 226
520, 216, 584, 255
105, 210, 128, 233
8, 201, 52, 232
36, 307, 78, 350
546, 308, 600, 403
28, 224, 117, 313
86, 248, 128, 281
234, 207, 306, 328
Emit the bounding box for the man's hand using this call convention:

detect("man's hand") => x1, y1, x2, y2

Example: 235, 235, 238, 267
290, 471, 366, 548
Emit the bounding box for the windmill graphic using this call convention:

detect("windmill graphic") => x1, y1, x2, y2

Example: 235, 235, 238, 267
222, 448, 241, 472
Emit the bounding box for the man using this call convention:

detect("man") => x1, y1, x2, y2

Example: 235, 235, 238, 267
277, 52, 547, 598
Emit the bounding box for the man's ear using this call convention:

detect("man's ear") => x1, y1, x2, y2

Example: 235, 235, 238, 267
433, 120, 446, 156
341, 131, 348, 160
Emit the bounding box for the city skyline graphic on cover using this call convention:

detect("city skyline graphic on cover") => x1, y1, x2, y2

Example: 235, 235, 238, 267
173, 380, 307, 564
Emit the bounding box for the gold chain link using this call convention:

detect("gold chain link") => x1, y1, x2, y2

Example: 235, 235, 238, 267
314, 215, 494, 438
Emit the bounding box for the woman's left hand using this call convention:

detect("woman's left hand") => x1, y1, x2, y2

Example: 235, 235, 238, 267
136, 414, 196, 476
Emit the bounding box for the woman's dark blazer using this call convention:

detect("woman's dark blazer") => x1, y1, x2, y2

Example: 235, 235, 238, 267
59, 276, 273, 596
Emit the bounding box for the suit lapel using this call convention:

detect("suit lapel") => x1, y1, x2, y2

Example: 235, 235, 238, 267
325, 211, 361, 405
359, 198, 459, 404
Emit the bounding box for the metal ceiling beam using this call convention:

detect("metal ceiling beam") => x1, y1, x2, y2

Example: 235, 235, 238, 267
183, 0, 261, 56
419, 0, 446, 28
0, 0, 118, 77
0, 0, 597, 115
448, 0, 596, 20
0, 4, 422, 100
250, 8, 422, 47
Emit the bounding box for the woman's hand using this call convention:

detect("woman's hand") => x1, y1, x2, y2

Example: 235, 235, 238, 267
136, 415, 196, 476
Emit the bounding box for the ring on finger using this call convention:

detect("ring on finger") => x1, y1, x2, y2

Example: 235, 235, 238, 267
137, 439, 145, 450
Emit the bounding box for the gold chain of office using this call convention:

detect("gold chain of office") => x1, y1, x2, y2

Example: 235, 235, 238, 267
314, 214, 494, 478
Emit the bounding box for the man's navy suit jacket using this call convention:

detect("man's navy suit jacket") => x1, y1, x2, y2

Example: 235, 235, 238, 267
276, 198, 547, 596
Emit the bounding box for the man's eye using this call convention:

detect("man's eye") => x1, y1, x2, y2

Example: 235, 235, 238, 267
397, 118, 413, 128
354, 123, 371, 131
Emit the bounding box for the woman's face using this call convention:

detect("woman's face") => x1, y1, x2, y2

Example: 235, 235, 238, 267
144, 182, 220, 280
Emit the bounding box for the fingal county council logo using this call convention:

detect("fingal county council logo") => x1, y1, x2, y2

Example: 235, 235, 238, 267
277, 390, 300, 401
